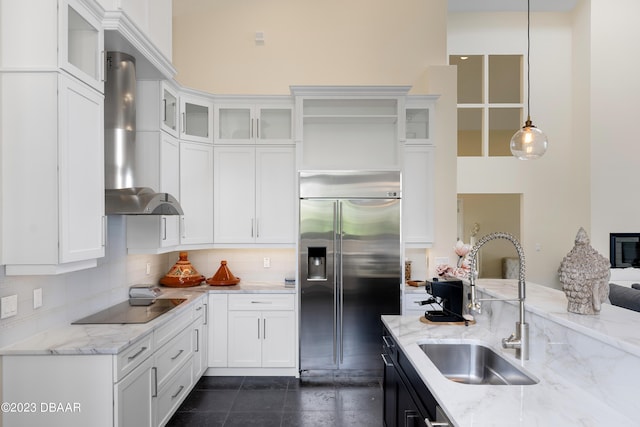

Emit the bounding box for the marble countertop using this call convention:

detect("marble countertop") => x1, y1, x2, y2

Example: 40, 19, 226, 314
185, 280, 295, 294
0, 281, 293, 357
383, 279, 639, 426
476, 279, 640, 357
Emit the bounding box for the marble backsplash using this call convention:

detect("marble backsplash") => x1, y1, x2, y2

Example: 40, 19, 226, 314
473, 280, 639, 421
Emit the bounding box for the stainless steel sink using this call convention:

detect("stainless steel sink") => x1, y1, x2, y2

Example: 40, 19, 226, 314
418, 341, 538, 385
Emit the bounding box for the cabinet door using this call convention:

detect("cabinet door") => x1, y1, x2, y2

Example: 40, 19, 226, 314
404, 96, 437, 145
208, 294, 228, 367
114, 356, 154, 427
227, 310, 262, 367
193, 300, 208, 377
382, 352, 398, 427
59, 74, 105, 263
215, 105, 252, 144
214, 146, 255, 243
255, 146, 296, 244
257, 106, 293, 144
397, 375, 427, 427
403, 145, 434, 245
180, 94, 213, 143
59, 0, 104, 92
179, 142, 214, 244
261, 310, 296, 368
161, 82, 179, 137
160, 132, 180, 198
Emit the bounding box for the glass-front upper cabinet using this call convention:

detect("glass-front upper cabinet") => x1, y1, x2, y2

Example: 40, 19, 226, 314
404, 96, 438, 145
161, 82, 179, 137
59, 0, 104, 92
179, 93, 214, 144
214, 98, 294, 144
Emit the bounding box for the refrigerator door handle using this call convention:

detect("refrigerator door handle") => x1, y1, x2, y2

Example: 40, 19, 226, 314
338, 201, 344, 364
333, 201, 338, 365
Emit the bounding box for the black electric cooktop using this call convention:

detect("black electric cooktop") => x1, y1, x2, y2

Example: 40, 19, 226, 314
71, 299, 186, 325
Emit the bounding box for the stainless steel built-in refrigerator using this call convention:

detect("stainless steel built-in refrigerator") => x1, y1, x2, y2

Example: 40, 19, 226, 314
299, 171, 401, 375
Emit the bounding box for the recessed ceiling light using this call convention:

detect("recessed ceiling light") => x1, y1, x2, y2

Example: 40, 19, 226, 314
460, 56, 469, 60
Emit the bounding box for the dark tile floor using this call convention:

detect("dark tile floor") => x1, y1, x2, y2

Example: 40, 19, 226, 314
167, 375, 383, 427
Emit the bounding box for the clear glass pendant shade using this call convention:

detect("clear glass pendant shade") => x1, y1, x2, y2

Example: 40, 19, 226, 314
510, 118, 548, 160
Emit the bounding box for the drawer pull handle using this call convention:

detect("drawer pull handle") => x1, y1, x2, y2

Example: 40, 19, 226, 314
152, 367, 158, 397
196, 306, 203, 311
251, 301, 272, 304
381, 353, 393, 367
127, 346, 148, 362
382, 336, 395, 349
171, 349, 184, 360
171, 385, 185, 399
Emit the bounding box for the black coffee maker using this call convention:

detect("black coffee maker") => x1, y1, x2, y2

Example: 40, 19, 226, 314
422, 278, 465, 322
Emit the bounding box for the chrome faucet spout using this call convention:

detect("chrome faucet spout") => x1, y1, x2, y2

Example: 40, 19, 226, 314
467, 232, 529, 360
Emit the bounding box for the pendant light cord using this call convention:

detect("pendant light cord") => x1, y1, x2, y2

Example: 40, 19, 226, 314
526, 0, 531, 123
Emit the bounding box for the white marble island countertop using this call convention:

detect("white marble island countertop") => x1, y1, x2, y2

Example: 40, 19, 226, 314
383, 279, 640, 426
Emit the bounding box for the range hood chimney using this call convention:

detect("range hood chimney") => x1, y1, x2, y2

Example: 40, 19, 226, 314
104, 51, 183, 215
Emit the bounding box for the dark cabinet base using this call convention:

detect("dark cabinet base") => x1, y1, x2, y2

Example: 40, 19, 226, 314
382, 325, 442, 427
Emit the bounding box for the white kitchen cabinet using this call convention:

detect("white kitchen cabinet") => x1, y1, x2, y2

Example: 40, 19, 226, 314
207, 293, 229, 368
214, 146, 296, 244
291, 86, 410, 170
0, 0, 105, 92
403, 95, 438, 145
115, 356, 155, 427
180, 92, 214, 144
1, 295, 208, 427
0, 0, 106, 274
97, 0, 173, 61
403, 145, 435, 246
1, 72, 105, 275
193, 298, 208, 377
214, 98, 293, 144
60, 0, 105, 92
127, 131, 181, 251
161, 82, 180, 137
136, 80, 180, 138
207, 293, 297, 375
403, 291, 432, 316
227, 294, 296, 368
227, 310, 263, 367
180, 141, 214, 245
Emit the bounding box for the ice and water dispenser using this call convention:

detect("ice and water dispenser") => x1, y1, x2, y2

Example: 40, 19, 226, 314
307, 247, 326, 280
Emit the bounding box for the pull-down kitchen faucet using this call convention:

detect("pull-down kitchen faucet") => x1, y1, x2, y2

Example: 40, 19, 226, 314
467, 232, 529, 360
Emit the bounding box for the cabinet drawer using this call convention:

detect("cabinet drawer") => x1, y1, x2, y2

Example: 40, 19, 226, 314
404, 292, 431, 314
193, 296, 207, 322
115, 333, 154, 381
155, 323, 193, 389
228, 294, 294, 311
156, 356, 194, 427
154, 304, 193, 349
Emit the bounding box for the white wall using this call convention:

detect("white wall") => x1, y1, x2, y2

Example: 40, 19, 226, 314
590, 0, 640, 252
450, 11, 590, 288
172, 0, 448, 94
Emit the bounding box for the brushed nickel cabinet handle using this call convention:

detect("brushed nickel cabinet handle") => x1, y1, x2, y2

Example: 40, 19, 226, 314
127, 346, 147, 362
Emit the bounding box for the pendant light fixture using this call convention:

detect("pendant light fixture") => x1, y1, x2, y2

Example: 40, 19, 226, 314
510, 0, 548, 160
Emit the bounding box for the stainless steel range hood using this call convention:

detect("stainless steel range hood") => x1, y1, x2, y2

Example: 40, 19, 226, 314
104, 51, 183, 215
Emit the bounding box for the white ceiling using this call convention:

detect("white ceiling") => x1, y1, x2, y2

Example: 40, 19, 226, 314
448, 0, 578, 12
